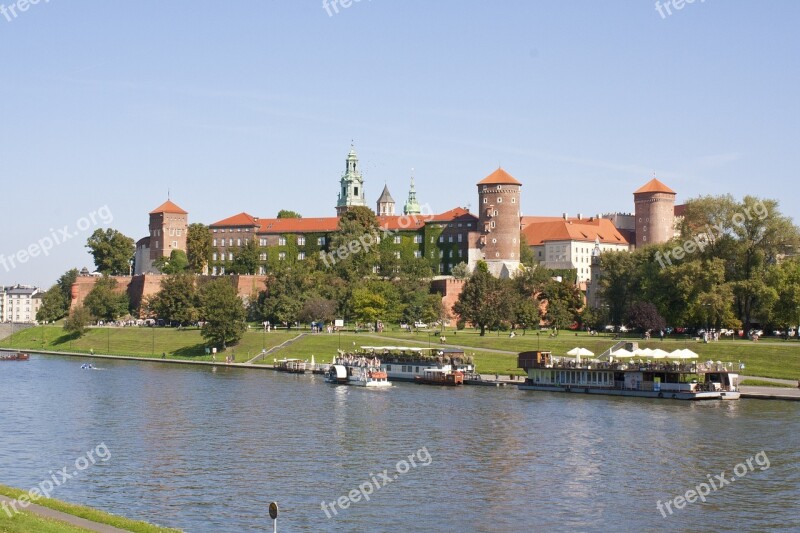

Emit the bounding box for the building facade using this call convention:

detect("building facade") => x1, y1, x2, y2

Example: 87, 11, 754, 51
134, 200, 189, 275
633, 178, 676, 248
0, 285, 44, 323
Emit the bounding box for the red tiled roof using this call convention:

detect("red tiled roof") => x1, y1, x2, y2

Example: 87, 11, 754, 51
634, 178, 675, 195
522, 217, 629, 246
427, 207, 478, 223
210, 212, 260, 228
150, 200, 188, 215
674, 204, 687, 217
477, 168, 522, 186
257, 217, 340, 234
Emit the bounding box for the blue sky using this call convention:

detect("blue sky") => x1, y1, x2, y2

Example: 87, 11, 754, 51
1, 0, 798, 287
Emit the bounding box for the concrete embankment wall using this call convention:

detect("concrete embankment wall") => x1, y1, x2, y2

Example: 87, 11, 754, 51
0, 323, 33, 340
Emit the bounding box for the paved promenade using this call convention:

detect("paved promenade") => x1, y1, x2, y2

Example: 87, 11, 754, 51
0, 494, 132, 532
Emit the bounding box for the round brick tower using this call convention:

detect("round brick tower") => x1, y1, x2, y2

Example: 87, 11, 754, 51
633, 178, 676, 248
476, 168, 522, 278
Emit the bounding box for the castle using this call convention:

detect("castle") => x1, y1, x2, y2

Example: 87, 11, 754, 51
133, 147, 679, 283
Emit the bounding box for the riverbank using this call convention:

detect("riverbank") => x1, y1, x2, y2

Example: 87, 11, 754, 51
0, 484, 180, 532
4, 325, 799, 380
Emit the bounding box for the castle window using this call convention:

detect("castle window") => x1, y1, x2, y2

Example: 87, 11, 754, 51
279, 252, 286, 260
260, 238, 267, 246
448, 236, 453, 243
492, 238, 497, 244
414, 250, 422, 258
513, 238, 517, 244
458, 249, 463, 257
483, 198, 488, 204
494, 211, 498, 217
354, 187, 359, 196
213, 253, 218, 261
237, 239, 241, 247
228, 253, 233, 261
491, 221, 496, 228
213, 239, 217, 246
298, 252, 305, 260
394, 251, 401, 259
212, 267, 218, 275
511, 198, 516, 204
298, 236, 306, 246
259, 253, 267, 260
414, 235, 422, 244
497, 197, 503, 203
438, 236, 443, 243
228, 239, 233, 246
458, 234, 462, 243
439, 263, 444, 273
318, 237, 326, 246
259, 266, 266, 275
439, 250, 444, 258
394, 236, 401, 244
172, 241, 178, 248
431, 236, 436, 243
495, 252, 500, 257
278, 237, 286, 246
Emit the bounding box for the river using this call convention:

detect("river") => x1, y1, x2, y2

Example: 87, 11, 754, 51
1, 355, 797, 532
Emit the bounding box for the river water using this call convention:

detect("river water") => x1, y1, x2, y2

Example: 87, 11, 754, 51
1, 355, 797, 532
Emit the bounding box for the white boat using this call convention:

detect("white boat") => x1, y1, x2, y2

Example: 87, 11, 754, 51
325, 355, 392, 388
517, 351, 741, 401
355, 346, 476, 383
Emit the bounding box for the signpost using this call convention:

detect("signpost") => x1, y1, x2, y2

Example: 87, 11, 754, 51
268, 501, 278, 532
335, 319, 344, 350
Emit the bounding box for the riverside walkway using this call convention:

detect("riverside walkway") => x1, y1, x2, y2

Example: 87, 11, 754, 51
0, 494, 133, 532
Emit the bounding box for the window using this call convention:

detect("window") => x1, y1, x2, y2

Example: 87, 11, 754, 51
260, 238, 267, 246
278, 237, 286, 246
414, 235, 422, 244
439, 263, 444, 273
318, 236, 326, 246
431, 236, 435, 243
448, 236, 453, 243
439, 250, 444, 258
511, 198, 516, 204
491, 221, 496, 228
497, 197, 503, 203
212, 267, 218, 275
483, 198, 488, 204
492, 238, 497, 244
259, 253, 267, 260
394, 235, 401, 244
458, 234, 462, 243
494, 210, 498, 217
298, 236, 306, 246
394, 251, 401, 259
414, 251, 422, 258
237, 239, 241, 247
213, 239, 217, 246
298, 252, 305, 260
177, 229, 182, 236
279, 252, 286, 260
228, 252, 233, 261
259, 266, 266, 275
212, 253, 218, 261
228, 239, 233, 246
438, 236, 443, 243
458, 249, 463, 257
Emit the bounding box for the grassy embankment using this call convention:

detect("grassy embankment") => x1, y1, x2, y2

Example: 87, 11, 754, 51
5, 325, 799, 379
0, 484, 180, 532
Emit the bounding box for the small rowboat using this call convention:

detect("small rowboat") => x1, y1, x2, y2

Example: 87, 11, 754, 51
0, 351, 30, 361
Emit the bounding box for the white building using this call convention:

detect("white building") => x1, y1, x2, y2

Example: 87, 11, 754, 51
0, 285, 44, 323
521, 215, 631, 283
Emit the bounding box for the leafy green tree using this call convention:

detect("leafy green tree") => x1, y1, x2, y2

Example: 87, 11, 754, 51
277, 210, 302, 219
297, 295, 337, 325
351, 287, 389, 325
545, 301, 573, 332
453, 261, 513, 335
514, 296, 541, 334
198, 278, 247, 348
519, 234, 536, 267
84, 276, 130, 321
451, 262, 470, 280
63, 306, 91, 337
148, 273, 199, 325
230, 238, 260, 275
329, 206, 380, 280
766, 259, 800, 332
186, 223, 213, 273
36, 269, 78, 322
86, 229, 135, 275
153, 249, 189, 275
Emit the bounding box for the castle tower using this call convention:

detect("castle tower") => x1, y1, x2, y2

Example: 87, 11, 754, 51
476, 168, 522, 278
148, 200, 188, 261
633, 177, 675, 248
403, 175, 421, 215
336, 146, 366, 215
376, 184, 395, 216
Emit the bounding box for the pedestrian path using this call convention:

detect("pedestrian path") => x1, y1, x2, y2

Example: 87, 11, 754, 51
245, 333, 306, 364
0, 494, 132, 532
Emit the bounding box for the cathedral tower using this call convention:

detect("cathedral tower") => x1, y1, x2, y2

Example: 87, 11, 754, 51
336, 146, 366, 215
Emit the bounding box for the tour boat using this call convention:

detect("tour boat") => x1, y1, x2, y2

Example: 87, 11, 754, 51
325, 354, 392, 388
414, 367, 464, 386
356, 346, 476, 383
274, 358, 309, 374
517, 351, 740, 401
0, 351, 29, 361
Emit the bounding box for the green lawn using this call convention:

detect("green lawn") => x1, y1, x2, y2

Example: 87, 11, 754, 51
0, 484, 180, 532
3, 325, 297, 362
5, 326, 798, 379
739, 379, 797, 388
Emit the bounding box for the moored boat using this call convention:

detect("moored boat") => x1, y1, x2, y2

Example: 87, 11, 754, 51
414, 367, 464, 386
325, 354, 392, 388
0, 351, 29, 361
354, 346, 476, 383
275, 358, 309, 374
517, 351, 740, 401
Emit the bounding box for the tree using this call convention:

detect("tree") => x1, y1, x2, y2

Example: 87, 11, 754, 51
86, 229, 135, 275
84, 276, 129, 321
153, 249, 189, 275
453, 261, 513, 335
277, 210, 302, 219
230, 239, 260, 275
186, 223, 213, 273
351, 288, 389, 325
36, 268, 78, 322
545, 300, 573, 332
451, 262, 470, 280
63, 306, 91, 337
514, 296, 541, 334
626, 301, 666, 332
297, 296, 337, 325
767, 259, 800, 333
329, 206, 380, 280
147, 273, 199, 325
198, 278, 247, 348
519, 234, 536, 267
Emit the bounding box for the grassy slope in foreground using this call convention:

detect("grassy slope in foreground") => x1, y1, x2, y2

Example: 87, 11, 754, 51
0, 484, 181, 532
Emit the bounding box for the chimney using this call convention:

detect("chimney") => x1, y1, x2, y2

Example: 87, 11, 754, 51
562, 212, 568, 220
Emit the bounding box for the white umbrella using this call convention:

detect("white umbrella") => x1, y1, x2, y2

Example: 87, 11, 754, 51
639, 348, 654, 356
567, 347, 595, 357
611, 348, 635, 358
650, 348, 670, 359
667, 349, 684, 360
680, 348, 699, 359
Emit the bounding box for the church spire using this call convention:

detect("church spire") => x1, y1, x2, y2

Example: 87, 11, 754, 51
336, 145, 366, 215
403, 171, 421, 215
